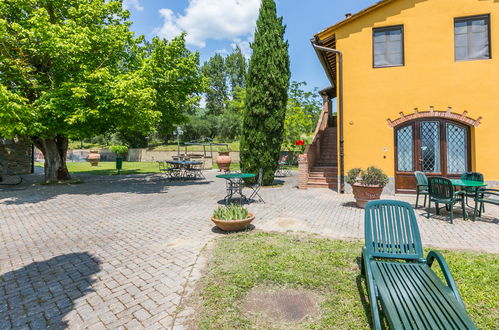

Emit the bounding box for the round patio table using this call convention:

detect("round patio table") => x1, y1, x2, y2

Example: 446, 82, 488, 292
450, 179, 487, 211
449, 179, 487, 188
216, 173, 256, 204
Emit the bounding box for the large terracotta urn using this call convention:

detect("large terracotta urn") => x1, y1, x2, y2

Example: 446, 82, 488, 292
351, 184, 384, 208
216, 151, 231, 172
87, 150, 101, 166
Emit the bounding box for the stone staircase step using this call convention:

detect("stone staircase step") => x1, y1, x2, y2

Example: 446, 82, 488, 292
307, 177, 338, 184
312, 166, 338, 172
305, 182, 338, 189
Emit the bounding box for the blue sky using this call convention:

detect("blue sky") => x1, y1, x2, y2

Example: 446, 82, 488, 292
124, 0, 378, 91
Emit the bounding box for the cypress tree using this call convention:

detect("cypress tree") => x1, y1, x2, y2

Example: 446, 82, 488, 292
240, 0, 290, 185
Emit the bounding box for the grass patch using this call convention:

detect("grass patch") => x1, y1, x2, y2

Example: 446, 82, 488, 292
193, 233, 498, 329
150, 141, 241, 152
35, 161, 161, 176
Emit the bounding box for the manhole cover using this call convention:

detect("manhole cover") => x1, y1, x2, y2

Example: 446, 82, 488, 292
241, 287, 319, 324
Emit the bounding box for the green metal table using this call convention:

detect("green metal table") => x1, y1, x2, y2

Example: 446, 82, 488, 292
216, 173, 256, 204
450, 179, 487, 214
450, 179, 487, 188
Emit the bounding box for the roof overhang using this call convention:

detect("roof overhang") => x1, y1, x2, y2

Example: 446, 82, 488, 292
315, 0, 399, 41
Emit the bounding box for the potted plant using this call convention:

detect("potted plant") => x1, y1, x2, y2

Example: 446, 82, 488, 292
211, 205, 254, 231
346, 166, 389, 208
109, 145, 128, 174
216, 146, 232, 172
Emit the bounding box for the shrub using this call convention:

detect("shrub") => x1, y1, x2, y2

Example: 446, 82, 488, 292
213, 205, 249, 220
345, 168, 362, 185
346, 167, 389, 187
109, 145, 129, 156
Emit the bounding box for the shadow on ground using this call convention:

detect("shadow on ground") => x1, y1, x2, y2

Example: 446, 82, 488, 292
0, 252, 100, 329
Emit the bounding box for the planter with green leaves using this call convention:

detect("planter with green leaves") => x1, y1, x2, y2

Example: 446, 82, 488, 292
346, 167, 389, 208
211, 205, 254, 231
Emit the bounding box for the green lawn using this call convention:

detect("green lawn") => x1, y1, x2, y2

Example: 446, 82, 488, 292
36, 161, 161, 175
150, 141, 240, 152
193, 233, 498, 329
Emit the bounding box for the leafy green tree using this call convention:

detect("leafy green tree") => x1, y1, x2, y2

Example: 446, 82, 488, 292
202, 53, 228, 115
282, 81, 322, 150
0, 0, 203, 182
240, 0, 290, 185
219, 87, 246, 140
225, 46, 247, 91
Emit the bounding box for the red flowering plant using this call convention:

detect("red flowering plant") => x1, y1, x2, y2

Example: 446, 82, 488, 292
293, 135, 311, 154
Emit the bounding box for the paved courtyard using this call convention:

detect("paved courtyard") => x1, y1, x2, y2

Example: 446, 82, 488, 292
1, 170, 498, 329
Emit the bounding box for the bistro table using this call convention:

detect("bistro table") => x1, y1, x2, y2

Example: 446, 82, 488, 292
216, 173, 256, 204
165, 160, 204, 180
450, 179, 487, 212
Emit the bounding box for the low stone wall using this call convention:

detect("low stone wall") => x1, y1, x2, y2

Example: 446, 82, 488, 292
35, 148, 118, 163
127, 149, 241, 164
0, 137, 33, 174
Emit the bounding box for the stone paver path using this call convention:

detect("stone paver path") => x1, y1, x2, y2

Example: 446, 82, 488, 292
1, 170, 497, 329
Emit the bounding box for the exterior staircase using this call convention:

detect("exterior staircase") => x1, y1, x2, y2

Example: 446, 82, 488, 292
306, 127, 338, 189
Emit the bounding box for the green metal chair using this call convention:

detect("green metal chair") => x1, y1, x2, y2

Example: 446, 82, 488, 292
414, 171, 428, 208
461, 171, 485, 215
473, 188, 499, 220
427, 177, 466, 224
362, 200, 476, 330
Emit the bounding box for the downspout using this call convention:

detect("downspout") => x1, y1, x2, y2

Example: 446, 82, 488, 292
312, 42, 345, 193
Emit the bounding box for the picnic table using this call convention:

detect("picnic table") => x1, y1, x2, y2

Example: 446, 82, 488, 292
216, 173, 255, 204
162, 160, 204, 180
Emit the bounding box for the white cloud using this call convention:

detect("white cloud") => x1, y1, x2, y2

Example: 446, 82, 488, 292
156, 0, 260, 48
123, 0, 144, 11
231, 38, 253, 59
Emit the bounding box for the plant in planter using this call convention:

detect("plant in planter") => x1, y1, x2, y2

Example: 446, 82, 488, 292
211, 205, 254, 232
346, 166, 389, 208
109, 145, 128, 174
216, 146, 232, 172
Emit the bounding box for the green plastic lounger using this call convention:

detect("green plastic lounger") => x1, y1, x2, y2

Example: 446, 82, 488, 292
361, 200, 476, 330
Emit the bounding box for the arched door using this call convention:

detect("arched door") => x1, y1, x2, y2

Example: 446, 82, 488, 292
394, 119, 471, 193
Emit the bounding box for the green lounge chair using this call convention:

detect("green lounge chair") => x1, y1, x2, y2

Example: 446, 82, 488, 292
361, 200, 476, 330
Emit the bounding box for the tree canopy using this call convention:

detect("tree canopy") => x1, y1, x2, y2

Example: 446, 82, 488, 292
0, 0, 204, 181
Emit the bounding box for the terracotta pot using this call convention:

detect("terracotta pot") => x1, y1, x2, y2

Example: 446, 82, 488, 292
216, 151, 232, 172
211, 213, 255, 232
87, 150, 101, 166
351, 184, 384, 208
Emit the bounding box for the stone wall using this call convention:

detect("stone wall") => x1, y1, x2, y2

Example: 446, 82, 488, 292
0, 137, 33, 175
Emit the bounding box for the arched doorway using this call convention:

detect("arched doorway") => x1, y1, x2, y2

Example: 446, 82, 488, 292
394, 118, 471, 193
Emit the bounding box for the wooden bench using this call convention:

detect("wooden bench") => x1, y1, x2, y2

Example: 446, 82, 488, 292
362, 200, 476, 329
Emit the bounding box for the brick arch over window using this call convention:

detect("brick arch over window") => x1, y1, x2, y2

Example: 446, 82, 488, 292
387, 107, 482, 128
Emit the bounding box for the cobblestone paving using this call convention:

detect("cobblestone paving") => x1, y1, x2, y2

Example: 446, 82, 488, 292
1, 170, 497, 329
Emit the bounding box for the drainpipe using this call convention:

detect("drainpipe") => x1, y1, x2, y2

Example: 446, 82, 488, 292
312, 42, 345, 193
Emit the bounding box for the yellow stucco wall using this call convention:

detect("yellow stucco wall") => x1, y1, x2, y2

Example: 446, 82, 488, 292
327, 0, 499, 183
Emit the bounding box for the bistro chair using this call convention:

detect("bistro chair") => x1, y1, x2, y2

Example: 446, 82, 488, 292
461, 171, 485, 213
427, 177, 466, 224
248, 168, 265, 203
275, 152, 291, 177
414, 171, 429, 208
473, 188, 499, 220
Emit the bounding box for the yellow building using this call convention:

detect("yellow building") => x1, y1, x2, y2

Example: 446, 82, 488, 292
300, 0, 499, 193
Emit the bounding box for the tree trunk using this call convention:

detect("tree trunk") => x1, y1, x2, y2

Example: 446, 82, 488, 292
32, 136, 71, 182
